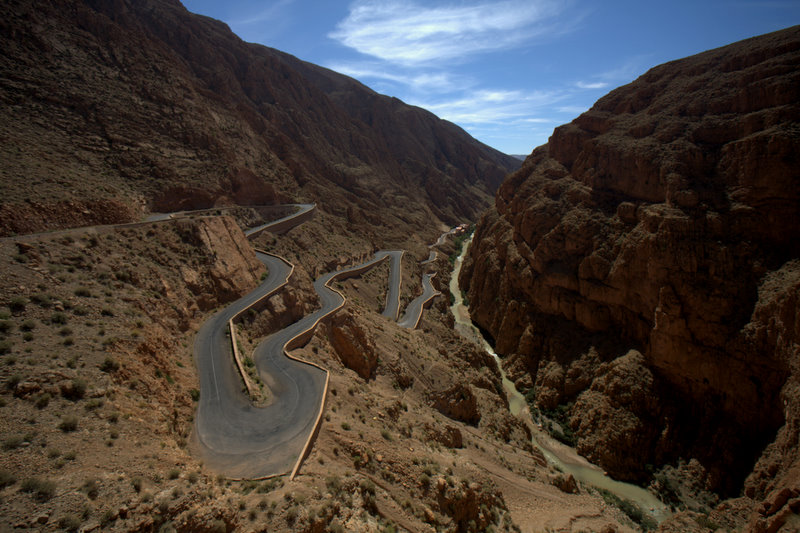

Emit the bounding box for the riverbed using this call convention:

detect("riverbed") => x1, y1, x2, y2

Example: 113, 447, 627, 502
449, 234, 671, 523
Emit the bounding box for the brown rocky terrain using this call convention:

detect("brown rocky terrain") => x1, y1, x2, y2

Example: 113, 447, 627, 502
0, 212, 649, 533
461, 25, 800, 530
0, 0, 517, 241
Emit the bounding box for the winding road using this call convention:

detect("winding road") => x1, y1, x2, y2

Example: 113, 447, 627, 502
6, 202, 447, 478
397, 273, 440, 329
193, 207, 449, 478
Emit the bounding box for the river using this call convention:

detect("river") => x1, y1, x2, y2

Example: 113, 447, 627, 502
449, 234, 671, 524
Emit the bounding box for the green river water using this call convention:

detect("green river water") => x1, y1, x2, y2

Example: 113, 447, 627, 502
449, 235, 671, 524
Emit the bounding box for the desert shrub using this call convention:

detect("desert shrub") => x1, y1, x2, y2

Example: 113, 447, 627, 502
286, 506, 298, 524
240, 480, 258, 494
20, 319, 35, 331
189, 388, 200, 402
0, 320, 12, 334
58, 514, 81, 532
85, 398, 103, 410
74, 288, 92, 297
209, 519, 226, 533
35, 392, 51, 409
22, 332, 33, 341
51, 312, 68, 325
341, 422, 351, 431
419, 473, 431, 488
61, 377, 87, 400
20, 477, 57, 501
131, 477, 143, 493
100, 509, 115, 527
381, 429, 392, 441
99, 356, 119, 373
83, 479, 100, 500
256, 478, 281, 494
0, 469, 17, 488
0, 340, 12, 355
2, 436, 23, 450
30, 293, 52, 307
58, 415, 78, 432
168, 469, 180, 480
101, 308, 114, 317
63, 336, 75, 346
7, 373, 22, 389
59, 327, 73, 337
9, 297, 27, 313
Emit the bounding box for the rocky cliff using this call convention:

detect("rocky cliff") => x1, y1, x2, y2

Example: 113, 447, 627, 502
461, 24, 800, 514
0, 0, 518, 238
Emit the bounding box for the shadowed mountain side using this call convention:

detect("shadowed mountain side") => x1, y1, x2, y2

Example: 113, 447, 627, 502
462, 25, 800, 523
273, 52, 517, 224
0, 0, 518, 238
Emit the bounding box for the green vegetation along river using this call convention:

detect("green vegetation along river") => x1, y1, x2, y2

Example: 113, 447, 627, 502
449, 233, 671, 526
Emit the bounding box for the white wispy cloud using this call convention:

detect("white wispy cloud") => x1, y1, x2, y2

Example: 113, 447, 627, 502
596, 55, 651, 82
330, 0, 569, 66
575, 81, 609, 89
557, 105, 589, 114
230, 0, 295, 26
409, 89, 565, 125
516, 117, 556, 124
326, 62, 468, 93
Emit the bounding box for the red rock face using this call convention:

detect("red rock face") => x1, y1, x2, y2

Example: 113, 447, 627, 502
462, 26, 800, 499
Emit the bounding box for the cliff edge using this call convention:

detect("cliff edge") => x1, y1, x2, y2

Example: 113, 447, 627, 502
462, 25, 800, 527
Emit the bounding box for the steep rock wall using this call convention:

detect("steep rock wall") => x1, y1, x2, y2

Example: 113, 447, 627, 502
461, 26, 800, 500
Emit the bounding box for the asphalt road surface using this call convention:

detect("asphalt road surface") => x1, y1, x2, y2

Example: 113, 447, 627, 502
193, 252, 317, 478
245, 204, 315, 238
194, 251, 394, 478
380, 251, 403, 320
397, 273, 439, 329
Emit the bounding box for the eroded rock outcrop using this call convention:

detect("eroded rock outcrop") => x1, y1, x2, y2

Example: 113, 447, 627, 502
429, 382, 481, 425
461, 25, 800, 505
327, 308, 379, 380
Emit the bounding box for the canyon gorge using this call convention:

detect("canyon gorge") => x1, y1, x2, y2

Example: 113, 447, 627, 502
462, 25, 800, 532
0, 0, 798, 531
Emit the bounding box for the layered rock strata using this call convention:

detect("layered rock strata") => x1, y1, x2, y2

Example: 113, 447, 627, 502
462, 25, 800, 505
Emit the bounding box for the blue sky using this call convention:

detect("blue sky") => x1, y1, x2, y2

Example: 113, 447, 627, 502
181, 0, 799, 155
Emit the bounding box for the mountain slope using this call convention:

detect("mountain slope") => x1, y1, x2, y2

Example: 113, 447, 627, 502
462, 25, 800, 526
0, 0, 518, 239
